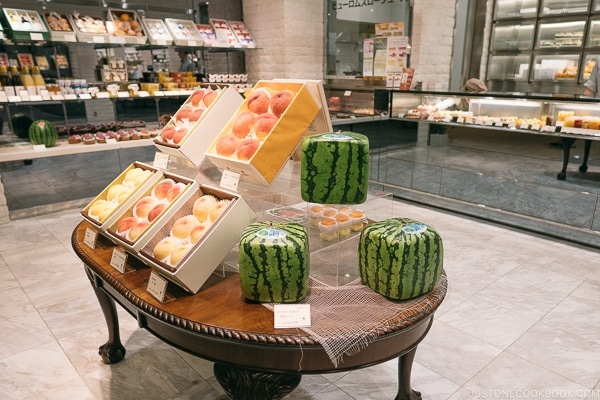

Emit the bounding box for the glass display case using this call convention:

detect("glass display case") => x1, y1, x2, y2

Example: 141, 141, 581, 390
581, 53, 599, 80
587, 16, 600, 47
532, 53, 580, 80
540, 0, 589, 15
494, 0, 538, 19
490, 22, 535, 51
536, 19, 585, 49
595, 0, 600, 11
488, 54, 531, 80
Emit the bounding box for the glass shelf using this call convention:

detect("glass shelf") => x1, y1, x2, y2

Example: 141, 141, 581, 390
532, 54, 580, 80
490, 23, 535, 51
536, 19, 585, 49
540, 0, 589, 15
494, 0, 538, 19
488, 54, 531, 80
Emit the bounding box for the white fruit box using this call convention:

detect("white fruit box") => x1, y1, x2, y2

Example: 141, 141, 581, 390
154, 85, 243, 167
204, 80, 322, 186
80, 162, 161, 232
138, 185, 256, 294
44, 13, 78, 42
106, 172, 198, 252
141, 18, 173, 46
165, 18, 204, 47
106, 9, 147, 45
69, 13, 111, 44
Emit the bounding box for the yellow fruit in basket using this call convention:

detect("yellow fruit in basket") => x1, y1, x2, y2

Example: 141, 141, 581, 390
120, 13, 130, 22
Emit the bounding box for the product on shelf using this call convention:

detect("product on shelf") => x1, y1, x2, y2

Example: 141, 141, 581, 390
196, 24, 217, 46
141, 18, 173, 45
358, 217, 444, 300
28, 120, 57, 147
300, 132, 369, 205
106, 9, 146, 44
227, 21, 256, 48
239, 221, 309, 303
165, 18, 204, 46
309, 204, 367, 241
81, 163, 158, 227
1, 8, 50, 40
205, 80, 321, 185
10, 113, 33, 138
44, 11, 77, 42
209, 18, 240, 47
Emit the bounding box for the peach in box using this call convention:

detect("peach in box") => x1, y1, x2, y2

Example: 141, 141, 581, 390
206, 81, 321, 185
154, 85, 243, 168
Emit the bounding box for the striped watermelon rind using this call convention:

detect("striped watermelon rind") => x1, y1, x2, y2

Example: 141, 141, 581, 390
29, 120, 58, 147
239, 221, 309, 303
300, 131, 369, 205
358, 217, 443, 300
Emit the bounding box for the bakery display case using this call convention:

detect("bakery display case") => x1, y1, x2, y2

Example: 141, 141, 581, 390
581, 53, 599, 80
532, 53, 580, 80
494, 0, 538, 19
540, 0, 589, 15
490, 22, 535, 51
587, 16, 600, 48
536, 18, 585, 49
595, 0, 600, 11
488, 54, 531, 80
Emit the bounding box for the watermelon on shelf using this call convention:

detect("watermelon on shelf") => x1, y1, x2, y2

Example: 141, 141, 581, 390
358, 217, 443, 300
239, 221, 309, 303
300, 131, 369, 205
29, 120, 58, 147
11, 114, 34, 139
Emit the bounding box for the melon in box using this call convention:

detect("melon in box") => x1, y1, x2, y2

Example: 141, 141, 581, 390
300, 131, 369, 205
154, 85, 243, 167
239, 221, 309, 303
358, 217, 443, 300
139, 185, 256, 293
205, 81, 321, 185
81, 162, 160, 231
106, 172, 198, 252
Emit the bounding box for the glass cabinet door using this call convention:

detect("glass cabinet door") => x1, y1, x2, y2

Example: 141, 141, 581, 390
587, 17, 600, 48
582, 53, 600, 81
540, 0, 589, 15
494, 0, 537, 19
533, 54, 580, 80
594, 0, 600, 12
490, 23, 535, 51
536, 19, 585, 49
488, 54, 531, 80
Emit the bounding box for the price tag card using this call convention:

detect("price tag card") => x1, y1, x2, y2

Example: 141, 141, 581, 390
95, 92, 110, 99
220, 170, 241, 192
508, 122, 517, 129
28, 95, 43, 102
30, 33, 44, 41
147, 271, 168, 302
8, 95, 22, 102
64, 94, 78, 100
456, 117, 465, 124
84, 227, 98, 249
485, 120, 494, 126
530, 124, 541, 131
153, 152, 170, 169
117, 91, 130, 98
274, 304, 311, 328
110, 248, 128, 273
32, 144, 46, 152
343, 90, 352, 97
79, 93, 92, 100
154, 91, 165, 97
50, 94, 65, 101
137, 91, 150, 97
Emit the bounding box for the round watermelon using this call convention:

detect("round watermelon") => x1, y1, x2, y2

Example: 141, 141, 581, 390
11, 114, 33, 139
29, 120, 58, 147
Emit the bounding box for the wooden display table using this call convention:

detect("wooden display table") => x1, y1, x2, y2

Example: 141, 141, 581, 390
72, 220, 447, 400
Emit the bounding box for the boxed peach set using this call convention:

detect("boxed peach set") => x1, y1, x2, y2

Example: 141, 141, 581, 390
79, 79, 323, 293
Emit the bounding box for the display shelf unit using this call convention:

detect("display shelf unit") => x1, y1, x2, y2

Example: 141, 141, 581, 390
487, 0, 600, 94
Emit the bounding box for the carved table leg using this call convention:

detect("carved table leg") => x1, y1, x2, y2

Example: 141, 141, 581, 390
86, 267, 126, 364
213, 363, 301, 400
395, 347, 421, 400
558, 138, 576, 180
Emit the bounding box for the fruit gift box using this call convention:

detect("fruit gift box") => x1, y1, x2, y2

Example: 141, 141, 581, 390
69, 12, 110, 43
205, 80, 321, 186
81, 162, 161, 231
154, 85, 243, 167
106, 172, 198, 252
139, 185, 256, 293
106, 9, 147, 45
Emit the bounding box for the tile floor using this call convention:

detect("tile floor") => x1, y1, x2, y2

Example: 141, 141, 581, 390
1, 194, 600, 399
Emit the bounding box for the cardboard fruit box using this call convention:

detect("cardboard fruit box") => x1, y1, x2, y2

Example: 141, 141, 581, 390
205, 80, 321, 185
139, 185, 256, 293
106, 9, 147, 45
154, 85, 243, 167
106, 172, 198, 252
81, 162, 160, 231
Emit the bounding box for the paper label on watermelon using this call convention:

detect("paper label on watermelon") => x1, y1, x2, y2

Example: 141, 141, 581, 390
322, 133, 352, 141
255, 228, 287, 240
402, 223, 427, 234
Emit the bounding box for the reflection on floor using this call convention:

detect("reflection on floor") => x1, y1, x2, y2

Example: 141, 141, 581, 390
1, 197, 600, 399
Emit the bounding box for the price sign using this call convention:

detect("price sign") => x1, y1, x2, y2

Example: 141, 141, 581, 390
220, 170, 241, 192
83, 228, 98, 249
274, 304, 311, 328
153, 152, 170, 169
110, 248, 128, 273
147, 271, 168, 302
